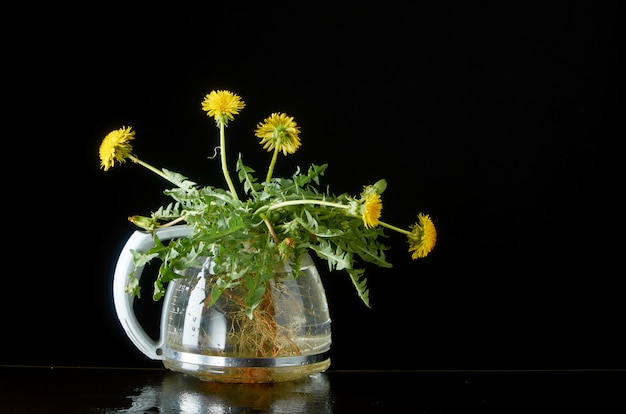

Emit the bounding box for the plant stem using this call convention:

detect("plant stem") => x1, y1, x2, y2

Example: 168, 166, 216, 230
130, 156, 179, 187
255, 199, 349, 216
260, 213, 280, 244
219, 122, 240, 200
265, 146, 280, 182
378, 220, 411, 235
159, 215, 187, 227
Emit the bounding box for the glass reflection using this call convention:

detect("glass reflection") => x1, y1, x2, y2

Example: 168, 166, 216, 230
116, 372, 332, 413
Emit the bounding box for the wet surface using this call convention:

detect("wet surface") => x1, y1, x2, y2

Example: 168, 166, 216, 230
1, 366, 624, 412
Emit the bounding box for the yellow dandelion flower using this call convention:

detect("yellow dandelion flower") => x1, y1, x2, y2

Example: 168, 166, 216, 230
362, 193, 382, 228
201, 90, 245, 126
407, 213, 437, 259
99, 126, 136, 171
255, 112, 302, 155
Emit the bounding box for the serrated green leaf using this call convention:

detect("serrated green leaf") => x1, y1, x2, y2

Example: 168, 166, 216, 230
236, 156, 260, 196
347, 268, 370, 307
162, 168, 197, 191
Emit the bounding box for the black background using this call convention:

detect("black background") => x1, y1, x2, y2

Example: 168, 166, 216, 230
3, 1, 622, 371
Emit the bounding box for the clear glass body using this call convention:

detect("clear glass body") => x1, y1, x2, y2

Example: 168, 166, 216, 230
162, 254, 332, 383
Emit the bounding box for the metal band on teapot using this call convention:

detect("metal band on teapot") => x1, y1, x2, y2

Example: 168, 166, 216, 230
166, 349, 330, 368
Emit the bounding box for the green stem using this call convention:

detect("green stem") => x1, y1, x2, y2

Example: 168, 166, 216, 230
259, 213, 280, 244
266, 146, 279, 182
219, 122, 240, 200
254, 198, 412, 236
130, 156, 178, 187
255, 199, 349, 216
159, 215, 187, 227
378, 220, 411, 235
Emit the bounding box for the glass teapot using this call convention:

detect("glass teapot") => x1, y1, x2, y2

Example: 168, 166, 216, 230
112, 225, 332, 383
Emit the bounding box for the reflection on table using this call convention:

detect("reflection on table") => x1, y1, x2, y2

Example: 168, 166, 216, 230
121, 370, 331, 413
1, 366, 625, 413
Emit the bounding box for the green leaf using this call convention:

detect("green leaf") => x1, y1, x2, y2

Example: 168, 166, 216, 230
245, 285, 267, 319
347, 268, 370, 307
309, 242, 352, 271
207, 285, 224, 307
162, 168, 197, 191
236, 156, 260, 196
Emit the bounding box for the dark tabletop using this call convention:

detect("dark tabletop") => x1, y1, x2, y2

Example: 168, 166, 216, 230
1, 366, 624, 413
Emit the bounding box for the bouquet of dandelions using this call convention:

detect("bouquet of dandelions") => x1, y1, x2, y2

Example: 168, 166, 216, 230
99, 90, 436, 316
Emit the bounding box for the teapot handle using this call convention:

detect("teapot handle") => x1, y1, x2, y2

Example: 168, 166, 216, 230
112, 225, 192, 360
